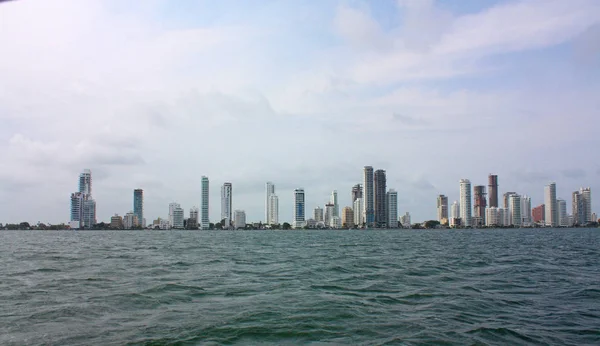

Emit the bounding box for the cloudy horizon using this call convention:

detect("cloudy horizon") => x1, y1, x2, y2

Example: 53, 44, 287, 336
1, 0, 599, 224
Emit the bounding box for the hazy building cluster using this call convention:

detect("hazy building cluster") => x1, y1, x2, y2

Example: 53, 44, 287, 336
437, 174, 595, 228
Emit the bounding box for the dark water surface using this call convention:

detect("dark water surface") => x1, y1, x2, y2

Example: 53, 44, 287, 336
1, 229, 599, 345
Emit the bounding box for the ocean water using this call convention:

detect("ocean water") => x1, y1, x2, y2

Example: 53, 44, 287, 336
1, 229, 599, 345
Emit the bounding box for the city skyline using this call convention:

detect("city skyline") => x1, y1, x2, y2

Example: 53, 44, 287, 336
1, 1, 600, 224
57, 168, 596, 228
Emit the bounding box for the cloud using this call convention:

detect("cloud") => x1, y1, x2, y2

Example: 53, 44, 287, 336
392, 113, 428, 126
561, 169, 587, 179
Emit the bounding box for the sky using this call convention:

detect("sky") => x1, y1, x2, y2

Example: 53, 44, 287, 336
1, 0, 599, 225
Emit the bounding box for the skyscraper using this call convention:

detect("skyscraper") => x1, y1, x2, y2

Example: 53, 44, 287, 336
544, 182, 557, 227
557, 198, 568, 227
437, 195, 448, 222
133, 189, 143, 227
352, 184, 363, 202
268, 194, 279, 225
201, 176, 210, 230
70, 169, 96, 229
374, 169, 387, 228
581, 187, 592, 223
266, 182, 275, 224
363, 166, 375, 227
221, 182, 232, 228
79, 169, 92, 195
508, 194, 521, 226
293, 188, 305, 229
353, 198, 363, 227
189, 207, 199, 229
532, 204, 545, 224
169, 202, 180, 228
330, 190, 339, 218
459, 179, 472, 227
234, 210, 246, 229
473, 185, 487, 226
572, 190, 585, 225
503, 192, 516, 209
314, 206, 324, 223
342, 207, 354, 228
386, 189, 398, 228
450, 201, 460, 227
324, 203, 335, 227
488, 174, 498, 208
521, 195, 532, 225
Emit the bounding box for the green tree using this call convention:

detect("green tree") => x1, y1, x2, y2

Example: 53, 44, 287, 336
424, 220, 440, 229
282, 222, 291, 230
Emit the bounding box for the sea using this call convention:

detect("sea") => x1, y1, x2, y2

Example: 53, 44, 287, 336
1, 228, 599, 345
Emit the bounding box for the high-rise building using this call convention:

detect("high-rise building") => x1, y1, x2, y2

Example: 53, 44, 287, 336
313, 206, 324, 223
363, 166, 375, 227
221, 182, 233, 228
374, 169, 387, 228
189, 207, 199, 229
79, 169, 92, 195
473, 185, 487, 226
268, 194, 279, 225
557, 198, 568, 227
201, 176, 210, 230
173, 206, 184, 229
508, 194, 521, 226
459, 179, 472, 227
169, 202, 181, 228
503, 192, 516, 209
324, 203, 335, 227
293, 188, 305, 228
352, 184, 363, 203
581, 187, 592, 223
133, 189, 143, 227
342, 207, 354, 228
234, 210, 246, 229
486, 207, 499, 226
330, 190, 339, 218
353, 198, 363, 227
544, 182, 558, 227
450, 201, 460, 227
124, 211, 137, 229
110, 214, 123, 229
386, 189, 398, 228
266, 182, 276, 224
488, 174, 498, 208
70, 169, 96, 229
532, 204, 545, 224
521, 195, 532, 225
437, 195, 448, 222
400, 212, 411, 228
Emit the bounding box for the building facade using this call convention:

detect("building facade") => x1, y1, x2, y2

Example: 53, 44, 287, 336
313, 206, 324, 223
437, 195, 448, 222
201, 176, 210, 230
133, 189, 143, 227
189, 207, 199, 229
488, 174, 498, 208
342, 207, 354, 228
509, 194, 521, 226
459, 179, 472, 227
266, 182, 275, 223
532, 204, 545, 224
234, 210, 246, 229
352, 184, 363, 203
544, 182, 558, 227
353, 198, 363, 227
374, 169, 387, 228
473, 185, 487, 226
386, 189, 398, 228
363, 166, 375, 227
221, 182, 233, 228
268, 194, 279, 225
293, 188, 306, 228
557, 198, 568, 227
330, 190, 339, 218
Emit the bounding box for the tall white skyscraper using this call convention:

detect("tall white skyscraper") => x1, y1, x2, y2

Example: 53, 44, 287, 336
293, 188, 306, 228
268, 194, 279, 225
509, 194, 521, 226
459, 179, 472, 227
521, 195, 532, 225
386, 189, 398, 228
557, 198, 568, 227
169, 202, 181, 228
79, 169, 92, 195
545, 182, 558, 227
363, 166, 375, 227
353, 198, 363, 227
330, 190, 339, 218
201, 176, 210, 230
266, 182, 276, 224
324, 203, 335, 227
221, 182, 232, 228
